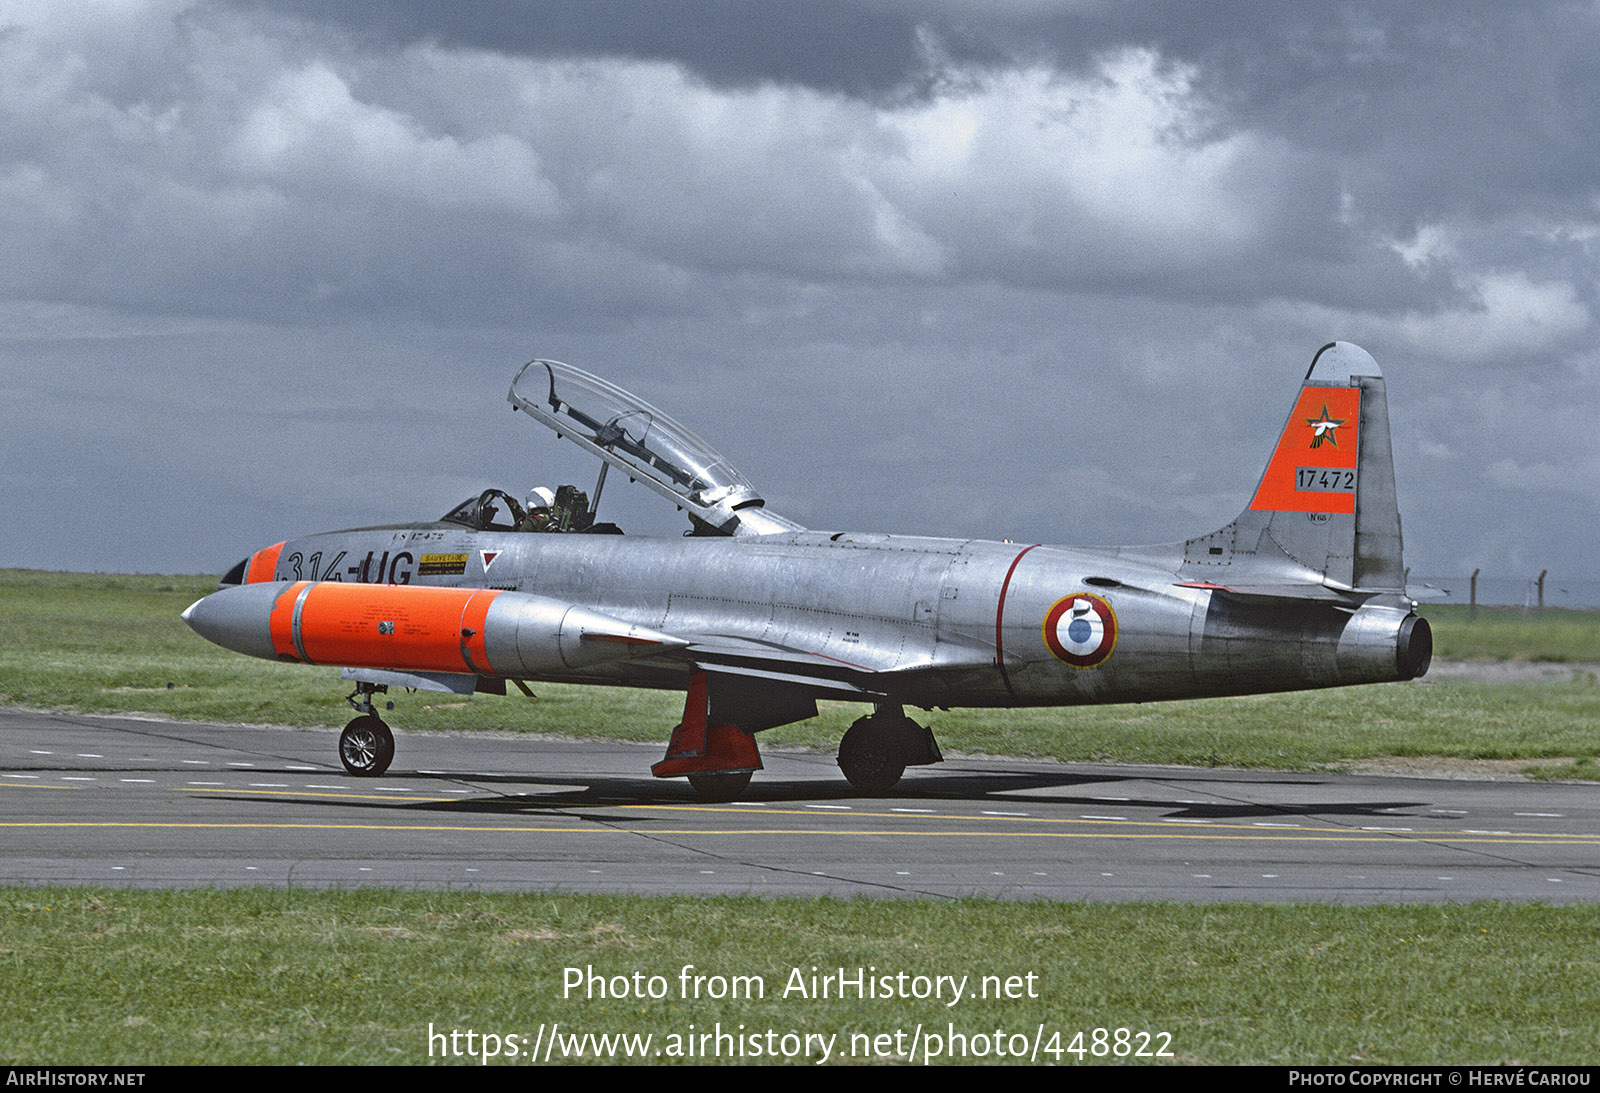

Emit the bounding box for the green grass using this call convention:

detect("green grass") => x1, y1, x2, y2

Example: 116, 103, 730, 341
1422, 603, 1600, 662
2, 570, 1598, 772
4, 573, 1599, 1066
1, 889, 1595, 1065
1524, 756, 1600, 782
882, 676, 1600, 769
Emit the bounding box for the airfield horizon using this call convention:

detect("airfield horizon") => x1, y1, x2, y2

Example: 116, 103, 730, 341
2, 569, 1598, 779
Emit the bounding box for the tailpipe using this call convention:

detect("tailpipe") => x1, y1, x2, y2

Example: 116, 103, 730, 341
1337, 604, 1432, 683
1395, 613, 1433, 681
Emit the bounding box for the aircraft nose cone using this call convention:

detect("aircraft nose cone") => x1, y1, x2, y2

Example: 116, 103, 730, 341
180, 582, 285, 661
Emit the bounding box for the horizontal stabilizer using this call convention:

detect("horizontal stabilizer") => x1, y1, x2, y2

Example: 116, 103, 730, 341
1174, 581, 1360, 603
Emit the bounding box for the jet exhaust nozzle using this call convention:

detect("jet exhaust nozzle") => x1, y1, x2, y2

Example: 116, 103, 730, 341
1396, 612, 1432, 681
1336, 604, 1432, 684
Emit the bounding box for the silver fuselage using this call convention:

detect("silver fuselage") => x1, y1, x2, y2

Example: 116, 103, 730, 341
267, 523, 1420, 711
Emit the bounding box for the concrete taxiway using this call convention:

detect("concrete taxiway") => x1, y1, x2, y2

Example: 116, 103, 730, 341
2, 708, 1597, 901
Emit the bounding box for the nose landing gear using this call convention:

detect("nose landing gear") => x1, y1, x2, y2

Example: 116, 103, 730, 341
339, 682, 394, 777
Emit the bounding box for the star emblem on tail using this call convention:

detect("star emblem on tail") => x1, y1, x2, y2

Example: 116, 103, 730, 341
1305, 404, 1345, 448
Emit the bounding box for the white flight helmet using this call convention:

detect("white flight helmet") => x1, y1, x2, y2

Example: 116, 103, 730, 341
526, 486, 555, 511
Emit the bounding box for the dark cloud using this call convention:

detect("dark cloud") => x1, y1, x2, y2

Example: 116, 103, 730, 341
2, 2, 1597, 586
227, 0, 945, 96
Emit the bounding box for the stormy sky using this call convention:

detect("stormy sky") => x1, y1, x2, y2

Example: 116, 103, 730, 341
3, 1, 1596, 595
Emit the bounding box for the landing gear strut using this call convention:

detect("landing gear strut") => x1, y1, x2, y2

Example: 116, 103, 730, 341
653, 671, 763, 801
340, 682, 394, 777
837, 704, 942, 794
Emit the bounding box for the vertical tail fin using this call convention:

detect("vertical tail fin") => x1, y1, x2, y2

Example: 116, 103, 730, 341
1182, 342, 1405, 592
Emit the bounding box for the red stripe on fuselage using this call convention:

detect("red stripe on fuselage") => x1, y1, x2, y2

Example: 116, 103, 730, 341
994, 544, 1041, 698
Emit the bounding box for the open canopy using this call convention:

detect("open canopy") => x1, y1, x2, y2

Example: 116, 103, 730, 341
507, 359, 800, 536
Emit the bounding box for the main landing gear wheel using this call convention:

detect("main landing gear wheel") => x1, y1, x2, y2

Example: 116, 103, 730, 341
837, 708, 942, 794
340, 715, 394, 777
837, 719, 908, 795
687, 771, 753, 802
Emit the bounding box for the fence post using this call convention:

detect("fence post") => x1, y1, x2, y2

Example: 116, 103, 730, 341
1537, 569, 1547, 611
1470, 568, 1479, 620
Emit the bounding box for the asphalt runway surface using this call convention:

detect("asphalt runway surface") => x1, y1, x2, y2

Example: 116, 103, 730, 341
3, 707, 1598, 902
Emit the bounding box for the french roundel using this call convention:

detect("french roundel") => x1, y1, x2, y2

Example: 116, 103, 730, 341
1042, 593, 1118, 668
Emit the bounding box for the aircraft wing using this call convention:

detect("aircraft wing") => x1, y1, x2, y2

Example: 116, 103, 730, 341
664, 622, 1002, 697
678, 641, 889, 694
336, 627, 991, 706
669, 633, 895, 695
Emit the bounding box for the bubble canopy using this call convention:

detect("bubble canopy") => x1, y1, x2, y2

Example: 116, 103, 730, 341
507, 359, 799, 536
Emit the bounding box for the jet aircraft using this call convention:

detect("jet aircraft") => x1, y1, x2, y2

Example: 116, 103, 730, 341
182, 342, 1432, 799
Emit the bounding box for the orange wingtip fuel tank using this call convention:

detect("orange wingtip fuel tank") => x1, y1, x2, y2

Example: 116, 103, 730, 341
182, 581, 689, 677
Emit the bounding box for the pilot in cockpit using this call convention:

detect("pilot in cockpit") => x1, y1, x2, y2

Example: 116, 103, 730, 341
519, 486, 555, 532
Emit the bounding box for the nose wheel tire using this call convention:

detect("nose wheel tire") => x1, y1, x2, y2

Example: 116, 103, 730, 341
340, 715, 395, 777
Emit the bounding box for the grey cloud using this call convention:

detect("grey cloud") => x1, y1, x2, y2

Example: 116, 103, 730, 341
2, 1, 1596, 586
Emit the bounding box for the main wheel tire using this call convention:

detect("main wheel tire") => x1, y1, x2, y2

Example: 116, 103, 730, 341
340, 715, 394, 777
837, 719, 905, 794
687, 771, 753, 802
